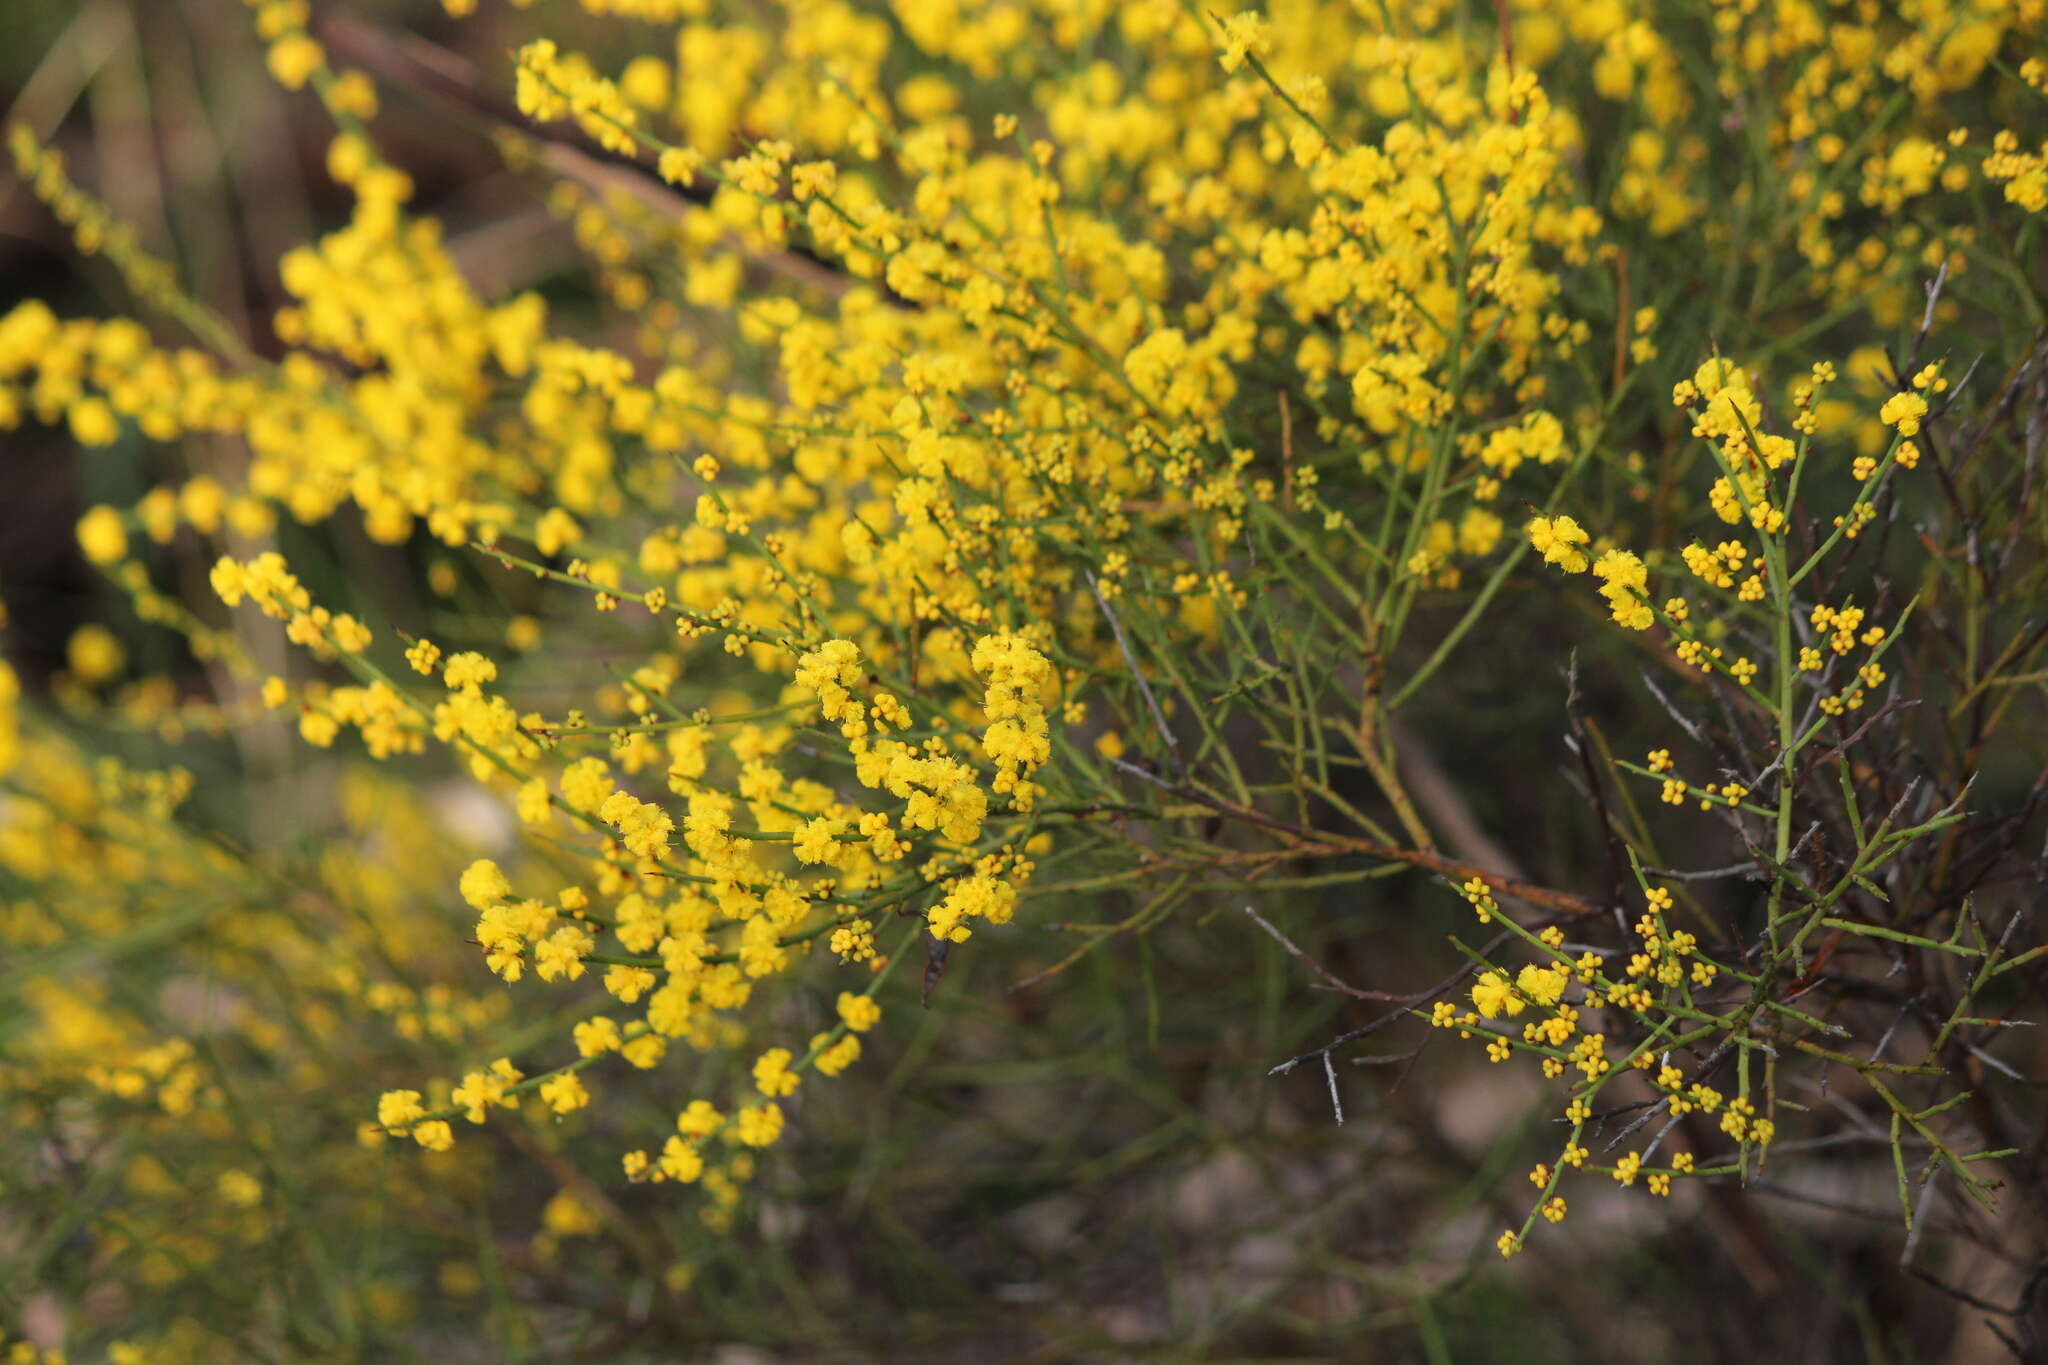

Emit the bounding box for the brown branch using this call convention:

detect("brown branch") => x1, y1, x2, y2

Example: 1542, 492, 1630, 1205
1115, 759, 1602, 920
1241, 903, 1402, 1000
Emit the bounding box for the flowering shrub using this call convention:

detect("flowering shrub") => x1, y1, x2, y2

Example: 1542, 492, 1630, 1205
3, 0, 2046, 1356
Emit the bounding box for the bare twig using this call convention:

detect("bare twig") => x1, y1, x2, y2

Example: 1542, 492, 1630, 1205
1644, 859, 1766, 882
1241, 904, 1396, 999
1091, 571, 1185, 781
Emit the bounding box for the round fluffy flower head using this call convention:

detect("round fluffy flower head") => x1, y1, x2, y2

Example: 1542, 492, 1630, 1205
1689, 356, 1763, 442
597, 791, 674, 860
675, 1100, 722, 1138
793, 817, 844, 865
1471, 970, 1527, 1019
67, 625, 124, 684
1527, 515, 1591, 574
813, 1033, 861, 1077
1592, 549, 1654, 630
657, 1137, 704, 1183
1691, 356, 1736, 394
540, 1072, 589, 1114
534, 924, 593, 982
1879, 391, 1929, 436
796, 639, 863, 690
1217, 10, 1272, 73
459, 859, 513, 911
1515, 963, 1571, 1009
265, 33, 324, 91
735, 1102, 784, 1148
451, 1063, 518, 1122
377, 1089, 425, 1130
973, 632, 1053, 721
752, 1048, 799, 1098
76, 505, 127, 565
443, 651, 498, 692
411, 1121, 454, 1152
796, 639, 865, 723
68, 397, 118, 446
836, 992, 881, 1032
329, 614, 373, 654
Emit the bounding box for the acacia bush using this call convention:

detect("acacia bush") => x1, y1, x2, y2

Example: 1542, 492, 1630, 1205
2, 0, 2046, 1359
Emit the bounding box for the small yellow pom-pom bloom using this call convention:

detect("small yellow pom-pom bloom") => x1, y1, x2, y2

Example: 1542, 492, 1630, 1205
540, 1073, 589, 1114
76, 505, 128, 565
444, 652, 498, 691
459, 859, 512, 910
1878, 391, 1928, 436
658, 1137, 704, 1182
68, 398, 119, 447
66, 624, 125, 683
266, 34, 326, 91
734, 1103, 784, 1148
837, 992, 881, 1032
752, 1048, 800, 1098
377, 1089, 425, 1130
1471, 970, 1526, 1019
